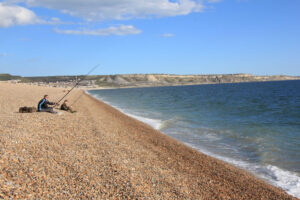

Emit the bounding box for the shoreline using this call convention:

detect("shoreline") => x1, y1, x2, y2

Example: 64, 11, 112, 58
86, 88, 300, 198
79, 91, 300, 199
0, 82, 297, 199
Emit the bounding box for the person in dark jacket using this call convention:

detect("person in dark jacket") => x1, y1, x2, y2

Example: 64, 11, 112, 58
61, 100, 76, 113
37, 95, 57, 113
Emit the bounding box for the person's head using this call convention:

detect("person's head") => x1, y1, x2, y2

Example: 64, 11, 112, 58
64, 100, 68, 103
44, 95, 49, 99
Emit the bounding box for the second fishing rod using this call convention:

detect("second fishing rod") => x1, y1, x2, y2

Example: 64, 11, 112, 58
55, 64, 100, 106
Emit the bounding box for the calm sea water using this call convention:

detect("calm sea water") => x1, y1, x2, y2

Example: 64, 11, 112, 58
88, 80, 300, 198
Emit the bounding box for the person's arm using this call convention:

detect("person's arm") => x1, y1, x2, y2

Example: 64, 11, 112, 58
46, 100, 56, 106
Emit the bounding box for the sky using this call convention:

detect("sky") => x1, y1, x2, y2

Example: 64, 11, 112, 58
0, 0, 299, 76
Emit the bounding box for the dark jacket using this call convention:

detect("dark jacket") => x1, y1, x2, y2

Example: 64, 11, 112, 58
37, 98, 55, 111
60, 103, 69, 111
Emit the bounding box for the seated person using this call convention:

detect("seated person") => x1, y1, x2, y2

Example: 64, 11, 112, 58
61, 100, 76, 113
37, 95, 57, 114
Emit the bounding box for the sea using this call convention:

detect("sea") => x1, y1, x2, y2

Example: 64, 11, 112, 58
88, 80, 300, 198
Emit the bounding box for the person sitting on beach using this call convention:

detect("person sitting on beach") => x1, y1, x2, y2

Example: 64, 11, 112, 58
37, 95, 57, 113
61, 100, 76, 113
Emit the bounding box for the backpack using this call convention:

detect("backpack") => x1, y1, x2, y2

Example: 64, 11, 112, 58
19, 106, 37, 113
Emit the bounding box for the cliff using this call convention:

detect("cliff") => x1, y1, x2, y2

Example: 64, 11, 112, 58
95, 74, 300, 88
1, 73, 299, 88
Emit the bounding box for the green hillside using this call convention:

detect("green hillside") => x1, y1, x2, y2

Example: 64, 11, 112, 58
0, 74, 22, 81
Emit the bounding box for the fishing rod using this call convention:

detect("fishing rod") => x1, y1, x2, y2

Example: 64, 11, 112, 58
55, 64, 100, 105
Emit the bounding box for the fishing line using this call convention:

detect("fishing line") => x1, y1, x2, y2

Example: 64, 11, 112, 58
55, 64, 100, 105
70, 90, 86, 106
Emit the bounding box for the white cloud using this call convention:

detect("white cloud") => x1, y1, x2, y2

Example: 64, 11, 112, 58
0, 2, 67, 27
0, 2, 40, 27
0, 52, 8, 57
43, 17, 72, 25
207, 0, 221, 3
54, 25, 142, 36
161, 33, 174, 37
0, 52, 13, 57
20, 0, 204, 21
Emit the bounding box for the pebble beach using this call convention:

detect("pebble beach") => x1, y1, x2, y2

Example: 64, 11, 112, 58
0, 82, 297, 199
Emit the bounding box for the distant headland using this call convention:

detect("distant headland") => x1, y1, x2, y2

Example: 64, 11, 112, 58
1, 73, 299, 88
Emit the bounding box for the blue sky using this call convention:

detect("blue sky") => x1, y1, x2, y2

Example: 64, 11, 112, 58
0, 0, 299, 76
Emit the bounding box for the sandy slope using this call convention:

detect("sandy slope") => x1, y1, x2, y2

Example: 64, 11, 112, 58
0, 82, 297, 199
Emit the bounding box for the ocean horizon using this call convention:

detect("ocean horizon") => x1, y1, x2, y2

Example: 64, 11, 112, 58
88, 80, 300, 198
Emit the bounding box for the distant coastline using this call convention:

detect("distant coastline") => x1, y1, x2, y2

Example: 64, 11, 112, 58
1, 73, 300, 89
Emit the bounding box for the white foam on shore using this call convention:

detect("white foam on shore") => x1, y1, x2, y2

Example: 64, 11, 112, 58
125, 113, 163, 130
88, 92, 163, 130
87, 91, 300, 198
183, 142, 300, 198
265, 165, 300, 198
